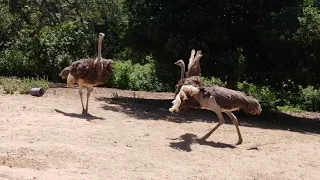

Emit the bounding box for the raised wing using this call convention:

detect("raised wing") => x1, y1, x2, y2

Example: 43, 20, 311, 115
186, 50, 202, 77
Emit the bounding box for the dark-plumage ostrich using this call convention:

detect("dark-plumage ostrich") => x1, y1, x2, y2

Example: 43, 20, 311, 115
169, 54, 262, 145
59, 33, 114, 115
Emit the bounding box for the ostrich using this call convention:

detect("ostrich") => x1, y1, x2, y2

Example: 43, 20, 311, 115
174, 49, 203, 95
169, 78, 262, 145
173, 49, 203, 110
59, 32, 114, 115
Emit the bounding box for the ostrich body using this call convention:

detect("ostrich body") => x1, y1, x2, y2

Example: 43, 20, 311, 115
59, 33, 114, 115
169, 76, 262, 145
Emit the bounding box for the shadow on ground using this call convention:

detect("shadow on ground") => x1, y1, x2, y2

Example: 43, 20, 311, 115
167, 133, 236, 152
54, 109, 105, 121
96, 96, 320, 134
96, 96, 213, 123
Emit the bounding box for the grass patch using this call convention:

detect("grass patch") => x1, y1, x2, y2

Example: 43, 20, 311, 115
0, 76, 50, 94
277, 105, 304, 113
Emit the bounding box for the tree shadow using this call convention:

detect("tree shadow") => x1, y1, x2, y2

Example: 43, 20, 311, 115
96, 96, 320, 134
237, 110, 320, 134
168, 133, 236, 152
96, 96, 222, 123
54, 109, 105, 121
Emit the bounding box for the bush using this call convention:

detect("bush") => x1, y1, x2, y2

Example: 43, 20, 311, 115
299, 85, 320, 111
0, 47, 37, 77
277, 105, 303, 113
0, 76, 50, 94
0, 21, 92, 81
236, 82, 320, 112
201, 76, 227, 87
109, 59, 169, 92
237, 81, 279, 110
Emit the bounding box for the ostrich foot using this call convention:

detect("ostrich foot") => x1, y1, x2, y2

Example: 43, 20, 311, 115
169, 98, 181, 113
235, 138, 243, 145
82, 109, 88, 116
196, 137, 207, 143
169, 106, 180, 113
198, 135, 209, 142
81, 109, 93, 117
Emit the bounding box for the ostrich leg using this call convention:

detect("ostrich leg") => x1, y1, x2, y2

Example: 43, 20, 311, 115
79, 85, 86, 115
84, 87, 93, 115
199, 110, 225, 141
225, 111, 243, 145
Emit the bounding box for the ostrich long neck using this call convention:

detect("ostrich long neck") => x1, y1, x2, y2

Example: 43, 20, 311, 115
97, 37, 103, 62
180, 62, 185, 80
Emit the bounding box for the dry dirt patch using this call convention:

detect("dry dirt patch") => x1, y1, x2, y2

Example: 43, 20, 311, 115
0, 87, 319, 179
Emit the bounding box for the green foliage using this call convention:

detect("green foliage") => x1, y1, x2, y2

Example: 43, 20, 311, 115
294, 2, 320, 45
110, 59, 170, 92
0, 3, 13, 29
1, 0, 320, 113
201, 76, 227, 87
0, 47, 35, 77
211, 47, 246, 88
277, 105, 303, 113
299, 85, 320, 111
0, 0, 126, 81
234, 81, 320, 112
39, 21, 92, 79
124, 0, 320, 89
0, 76, 50, 94
237, 81, 279, 110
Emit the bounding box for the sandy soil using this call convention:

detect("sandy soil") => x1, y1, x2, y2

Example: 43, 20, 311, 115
0, 87, 319, 180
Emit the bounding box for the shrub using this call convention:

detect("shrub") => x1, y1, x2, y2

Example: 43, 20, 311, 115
277, 105, 303, 113
237, 81, 279, 110
201, 76, 227, 87
0, 47, 37, 77
299, 85, 320, 111
0, 76, 50, 94
109, 59, 169, 92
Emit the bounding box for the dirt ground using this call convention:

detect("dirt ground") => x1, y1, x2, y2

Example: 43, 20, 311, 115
0, 87, 319, 180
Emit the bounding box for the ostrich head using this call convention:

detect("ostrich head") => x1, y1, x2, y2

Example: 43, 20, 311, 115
174, 59, 185, 67
99, 32, 105, 39
174, 59, 186, 82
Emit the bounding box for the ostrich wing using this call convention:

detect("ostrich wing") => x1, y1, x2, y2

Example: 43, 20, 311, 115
186, 50, 202, 77
69, 58, 91, 80
187, 49, 196, 71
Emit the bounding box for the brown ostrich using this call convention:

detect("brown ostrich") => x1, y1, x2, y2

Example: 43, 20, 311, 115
59, 32, 114, 115
169, 76, 262, 145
